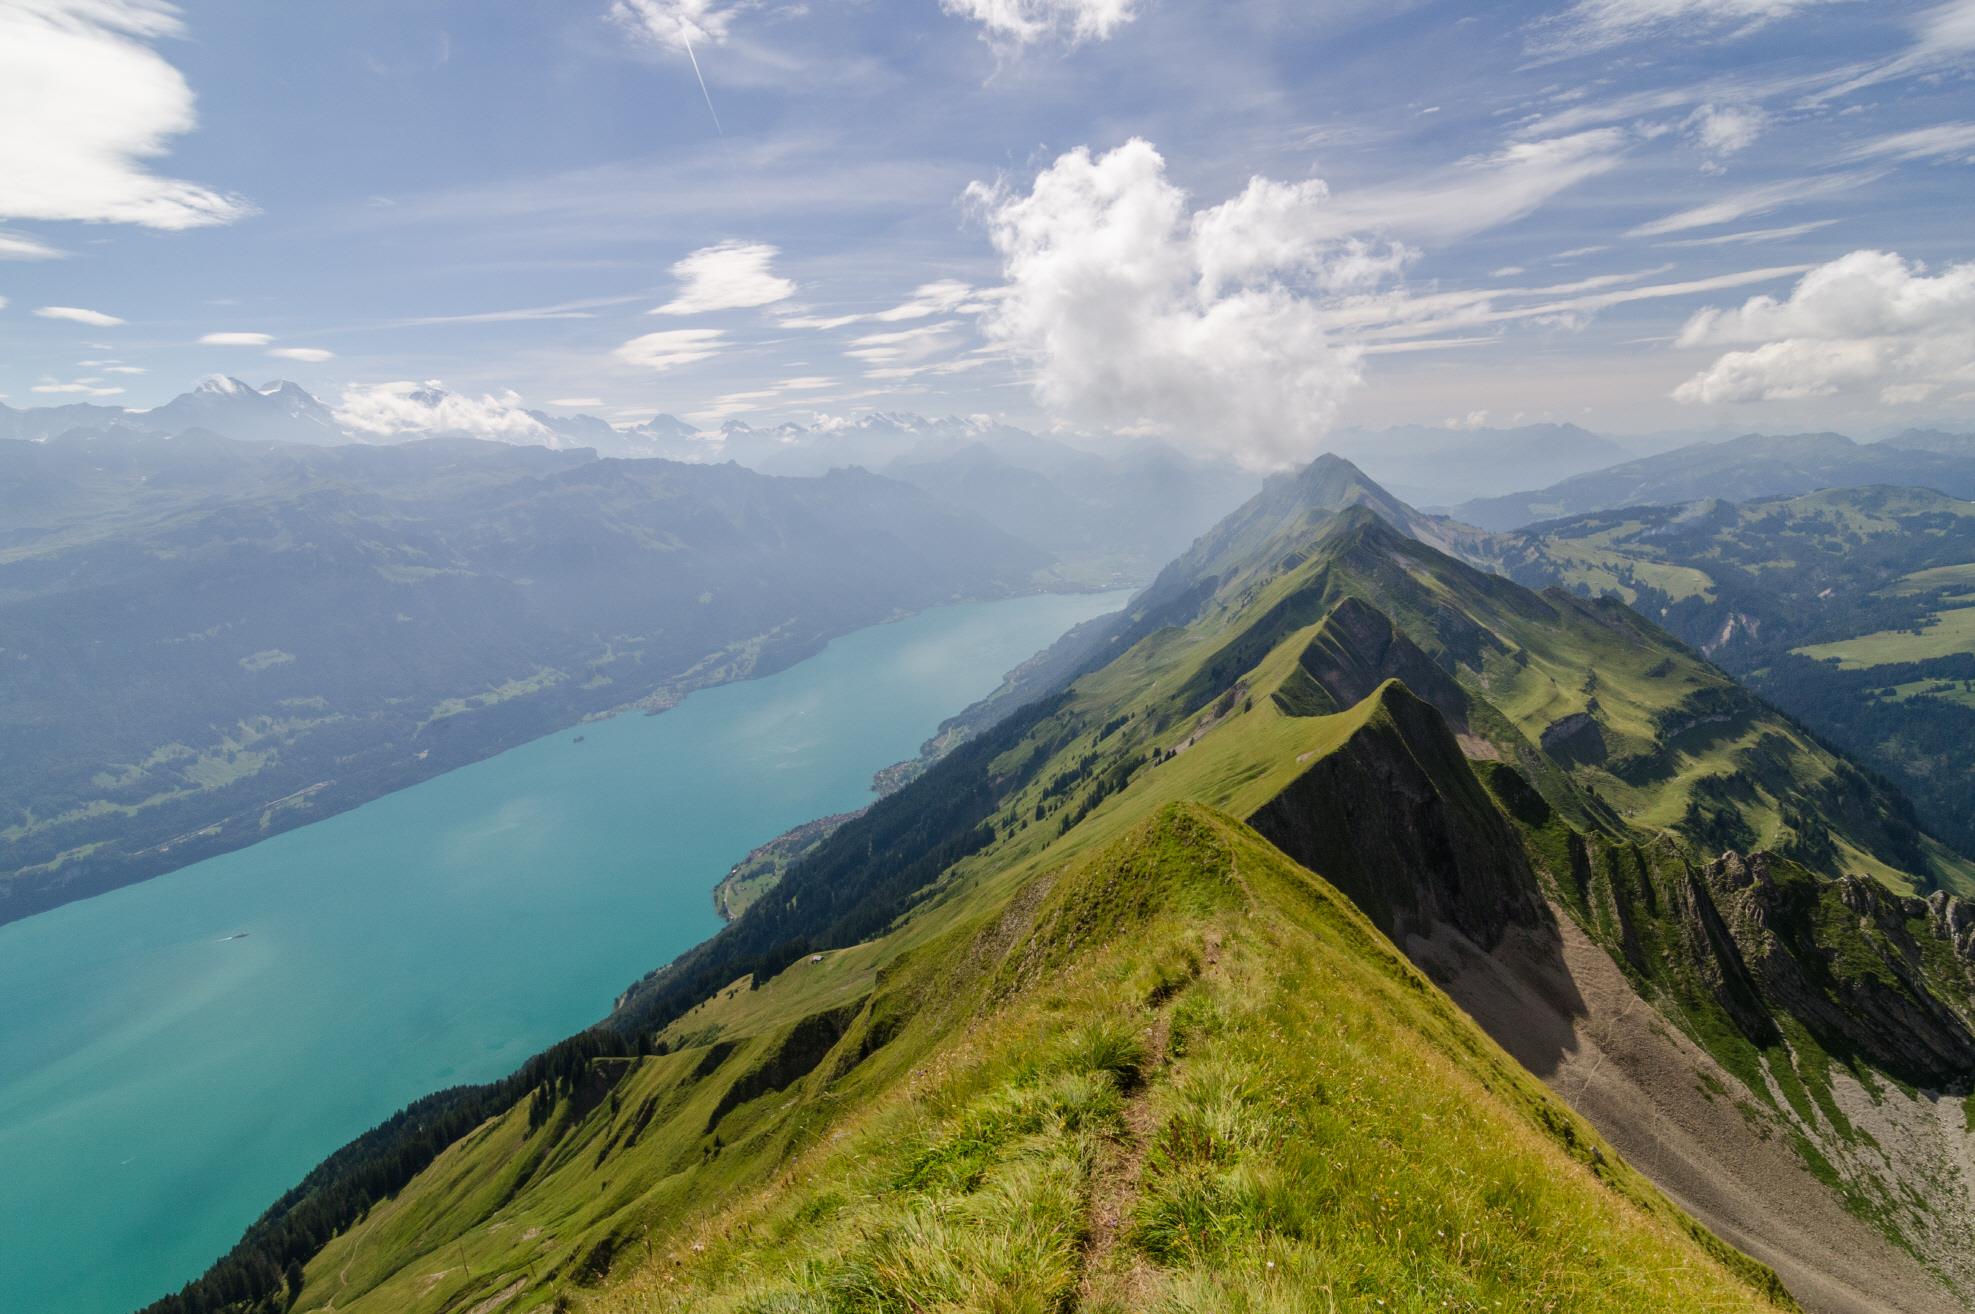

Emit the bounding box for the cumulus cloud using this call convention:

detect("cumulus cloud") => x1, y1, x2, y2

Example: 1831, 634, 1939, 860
1532, 0, 1838, 55
334, 381, 554, 442
653, 240, 796, 315
0, 0, 250, 229
942, 0, 1136, 45
199, 330, 272, 345
1674, 249, 1975, 404
968, 138, 1379, 472
0, 229, 63, 260
35, 305, 124, 326
267, 346, 334, 363
613, 328, 726, 371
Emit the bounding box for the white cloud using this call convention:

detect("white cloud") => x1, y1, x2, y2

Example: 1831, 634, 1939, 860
1842, 122, 1975, 164
845, 322, 962, 365
1656, 219, 1839, 247
1532, 0, 1839, 55
0, 0, 250, 229
1627, 171, 1876, 237
969, 138, 1370, 472
1688, 104, 1767, 162
942, 0, 1136, 45
1310, 131, 1627, 244
653, 240, 796, 315
267, 346, 334, 363
873, 280, 976, 322
0, 229, 63, 260
333, 381, 554, 442
35, 304, 124, 326
1675, 249, 1975, 404
1811, 0, 1975, 102
199, 330, 272, 345
548, 397, 605, 407
607, 0, 748, 50
780, 281, 980, 331
613, 328, 726, 371
1327, 264, 1808, 344
32, 379, 124, 396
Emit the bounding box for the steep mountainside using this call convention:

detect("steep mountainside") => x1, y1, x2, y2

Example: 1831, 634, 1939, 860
1453, 432, 1975, 530
143, 467, 1975, 1314
1471, 486, 1975, 855
0, 429, 1044, 922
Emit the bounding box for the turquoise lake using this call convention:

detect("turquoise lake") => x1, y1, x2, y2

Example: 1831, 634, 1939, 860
0, 591, 1126, 1314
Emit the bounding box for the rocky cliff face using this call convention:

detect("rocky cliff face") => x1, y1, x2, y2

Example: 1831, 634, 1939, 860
1699, 853, 1975, 1087
1249, 681, 1545, 951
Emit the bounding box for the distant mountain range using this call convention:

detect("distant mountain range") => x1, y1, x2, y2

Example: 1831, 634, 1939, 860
1453, 430, 1975, 530
1325, 422, 1637, 507
0, 428, 1049, 923
0, 380, 1260, 586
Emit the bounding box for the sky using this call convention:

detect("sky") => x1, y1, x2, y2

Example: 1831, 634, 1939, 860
1, 0, 1973, 468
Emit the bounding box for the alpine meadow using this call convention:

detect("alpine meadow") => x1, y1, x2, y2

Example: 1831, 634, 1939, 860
3, 3, 1975, 1314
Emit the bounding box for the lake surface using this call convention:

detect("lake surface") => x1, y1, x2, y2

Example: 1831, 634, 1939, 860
0, 591, 1126, 1314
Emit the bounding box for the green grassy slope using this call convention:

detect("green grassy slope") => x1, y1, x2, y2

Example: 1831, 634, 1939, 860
292, 804, 1793, 1314
150, 468, 1975, 1314
1472, 485, 1975, 857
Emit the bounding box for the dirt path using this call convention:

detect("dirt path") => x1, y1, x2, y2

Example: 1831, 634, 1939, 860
1076, 928, 1226, 1307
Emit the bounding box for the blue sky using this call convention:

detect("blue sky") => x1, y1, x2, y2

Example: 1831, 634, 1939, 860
2, 0, 1973, 465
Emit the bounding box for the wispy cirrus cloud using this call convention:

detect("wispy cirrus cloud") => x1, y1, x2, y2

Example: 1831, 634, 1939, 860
35, 305, 125, 327
1841, 121, 1975, 164
1530, 0, 1842, 57
0, 229, 63, 260
1655, 219, 1840, 247
780, 280, 980, 331
199, 331, 271, 346
1626, 170, 1878, 237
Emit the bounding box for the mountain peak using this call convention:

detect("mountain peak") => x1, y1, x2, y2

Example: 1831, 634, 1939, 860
192, 375, 253, 397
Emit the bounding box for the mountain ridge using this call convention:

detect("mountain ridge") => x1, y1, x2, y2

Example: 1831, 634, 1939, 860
132, 457, 1975, 1314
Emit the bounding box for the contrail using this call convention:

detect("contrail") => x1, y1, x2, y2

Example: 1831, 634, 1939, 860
677, 21, 724, 135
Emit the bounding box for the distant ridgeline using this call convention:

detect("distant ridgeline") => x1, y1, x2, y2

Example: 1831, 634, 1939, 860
0, 430, 1048, 923
143, 456, 1975, 1314
1470, 484, 1975, 859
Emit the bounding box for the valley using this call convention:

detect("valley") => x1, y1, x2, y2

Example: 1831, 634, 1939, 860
0, 591, 1126, 1314
0, 430, 1055, 923
146, 461, 1975, 1314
